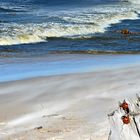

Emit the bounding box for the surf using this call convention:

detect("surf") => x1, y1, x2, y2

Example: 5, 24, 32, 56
0, 3, 139, 46
127, 0, 140, 4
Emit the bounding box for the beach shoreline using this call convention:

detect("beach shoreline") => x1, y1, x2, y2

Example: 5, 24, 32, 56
1, 64, 140, 139
1, 54, 140, 82
1, 0, 140, 139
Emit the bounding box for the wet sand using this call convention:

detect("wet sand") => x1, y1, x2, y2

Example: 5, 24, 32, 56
0, 64, 140, 139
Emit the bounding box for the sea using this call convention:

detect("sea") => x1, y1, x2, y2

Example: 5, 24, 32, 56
1, 0, 140, 82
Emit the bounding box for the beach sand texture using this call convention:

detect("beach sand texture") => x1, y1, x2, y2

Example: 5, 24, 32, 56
0, 65, 140, 139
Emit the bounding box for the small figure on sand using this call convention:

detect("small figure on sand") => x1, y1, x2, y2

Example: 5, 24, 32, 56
121, 115, 130, 124
119, 100, 130, 125
119, 100, 129, 114
108, 96, 140, 140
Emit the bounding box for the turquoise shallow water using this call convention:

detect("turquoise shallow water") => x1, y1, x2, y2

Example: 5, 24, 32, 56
1, 54, 140, 82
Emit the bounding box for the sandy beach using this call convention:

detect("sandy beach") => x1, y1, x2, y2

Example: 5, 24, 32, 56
1, 0, 140, 139
1, 63, 140, 140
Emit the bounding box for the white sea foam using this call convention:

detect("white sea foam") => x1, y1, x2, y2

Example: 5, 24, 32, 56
0, 5, 139, 45
0, 34, 45, 45
127, 0, 140, 4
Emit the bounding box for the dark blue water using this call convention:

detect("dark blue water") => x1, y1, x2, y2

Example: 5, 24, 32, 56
0, 0, 118, 6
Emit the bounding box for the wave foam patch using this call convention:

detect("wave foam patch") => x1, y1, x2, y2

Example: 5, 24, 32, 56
0, 10, 139, 45
127, 0, 140, 4
42, 11, 138, 38
0, 34, 45, 45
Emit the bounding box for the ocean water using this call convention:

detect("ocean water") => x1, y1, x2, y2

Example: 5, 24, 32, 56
0, 0, 140, 56
0, 0, 140, 81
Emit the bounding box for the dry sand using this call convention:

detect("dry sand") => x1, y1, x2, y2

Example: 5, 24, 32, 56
0, 65, 140, 140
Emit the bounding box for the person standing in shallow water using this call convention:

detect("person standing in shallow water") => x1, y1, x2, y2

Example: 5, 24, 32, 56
113, 29, 131, 35
114, 29, 140, 35
120, 29, 131, 35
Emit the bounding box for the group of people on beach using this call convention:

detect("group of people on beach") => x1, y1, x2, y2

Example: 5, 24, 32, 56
120, 100, 130, 124
119, 99, 140, 137
108, 97, 140, 140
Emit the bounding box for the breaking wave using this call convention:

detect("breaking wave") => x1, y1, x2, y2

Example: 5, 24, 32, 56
0, 6, 139, 46
127, 0, 140, 4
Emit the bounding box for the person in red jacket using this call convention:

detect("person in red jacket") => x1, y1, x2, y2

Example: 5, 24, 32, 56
120, 100, 129, 114
121, 115, 130, 124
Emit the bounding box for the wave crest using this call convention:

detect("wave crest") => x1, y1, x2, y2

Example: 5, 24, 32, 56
0, 9, 139, 46
127, 0, 140, 4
